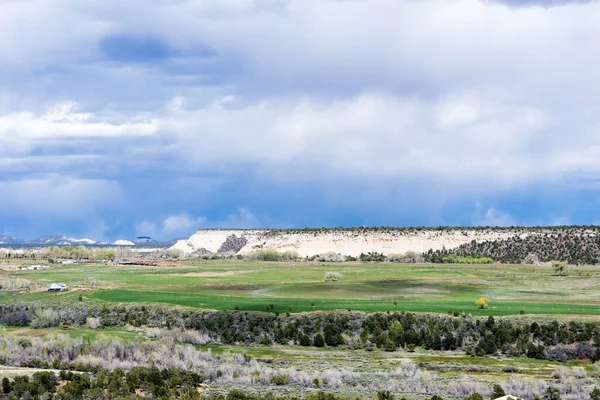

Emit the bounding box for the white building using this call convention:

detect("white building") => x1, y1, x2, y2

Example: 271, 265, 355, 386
28, 265, 49, 270
48, 282, 68, 292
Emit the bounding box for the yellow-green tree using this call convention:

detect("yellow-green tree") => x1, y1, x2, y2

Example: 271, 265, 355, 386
475, 297, 489, 309
552, 260, 569, 276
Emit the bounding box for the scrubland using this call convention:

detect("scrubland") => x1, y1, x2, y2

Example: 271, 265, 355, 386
0, 258, 599, 398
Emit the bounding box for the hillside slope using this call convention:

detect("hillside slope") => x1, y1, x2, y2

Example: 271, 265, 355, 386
169, 227, 527, 258
170, 227, 600, 263
425, 227, 600, 264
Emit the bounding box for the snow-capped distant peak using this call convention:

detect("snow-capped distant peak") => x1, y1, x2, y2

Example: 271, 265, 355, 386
114, 240, 135, 246
69, 238, 96, 244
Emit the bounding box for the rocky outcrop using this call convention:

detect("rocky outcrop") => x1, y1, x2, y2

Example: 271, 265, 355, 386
191, 248, 212, 256
217, 235, 248, 254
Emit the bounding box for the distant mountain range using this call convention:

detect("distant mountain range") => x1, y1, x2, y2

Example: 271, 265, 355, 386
134, 236, 157, 245
0, 235, 173, 247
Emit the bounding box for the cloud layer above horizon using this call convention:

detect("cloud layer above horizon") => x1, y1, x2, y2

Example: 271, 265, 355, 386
1, 0, 600, 241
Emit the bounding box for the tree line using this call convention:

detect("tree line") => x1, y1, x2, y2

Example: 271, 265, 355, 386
424, 231, 600, 264
2, 305, 600, 363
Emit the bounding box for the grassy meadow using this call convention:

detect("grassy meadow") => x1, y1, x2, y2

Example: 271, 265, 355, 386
2, 260, 600, 317
2, 259, 600, 398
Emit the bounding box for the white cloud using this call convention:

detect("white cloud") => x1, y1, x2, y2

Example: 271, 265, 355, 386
162, 214, 206, 234
0, 101, 156, 142
136, 208, 259, 239
0, 89, 592, 194
0, 101, 161, 179
436, 100, 480, 129
164, 92, 558, 188
136, 214, 206, 238
216, 207, 259, 228
134, 221, 159, 238
1, 1, 599, 186
1, 0, 600, 233
473, 203, 517, 226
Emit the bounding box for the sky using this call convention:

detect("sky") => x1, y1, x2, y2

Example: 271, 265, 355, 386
1, 0, 600, 241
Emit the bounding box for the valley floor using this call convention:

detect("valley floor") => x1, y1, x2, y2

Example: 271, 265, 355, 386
2, 260, 600, 317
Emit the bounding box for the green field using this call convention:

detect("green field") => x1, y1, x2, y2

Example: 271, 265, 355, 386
2, 260, 600, 398
2, 260, 600, 316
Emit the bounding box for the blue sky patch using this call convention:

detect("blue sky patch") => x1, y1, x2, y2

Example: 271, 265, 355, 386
100, 35, 172, 62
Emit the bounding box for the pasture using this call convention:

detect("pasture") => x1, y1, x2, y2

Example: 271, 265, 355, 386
2, 260, 600, 316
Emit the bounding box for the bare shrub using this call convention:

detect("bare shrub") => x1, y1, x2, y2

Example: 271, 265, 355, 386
315, 252, 345, 262
321, 369, 359, 388
246, 249, 282, 261
31, 309, 59, 329
282, 251, 301, 261
387, 251, 428, 263
574, 343, 596, 360
572, 367, 586, 379
0, 311, 31, 326
86, 317, 101, 329
164, 249, 184, 259
503, 377, 547, 399
547, 346, 568, 362
324, 272, 343, 282
87, 278, 98, 289
391, 360, 424, 380
560, 376, 590, 399
445, 377, 490, 397
523, 253, 541, 265
285, 367, 312, 386
552, 366, 570, 380
387, 253, 405, 262
403, 251, 424, 263
551, 343, 597, 361
145, 327, 212, 345
0, 278, 36, 290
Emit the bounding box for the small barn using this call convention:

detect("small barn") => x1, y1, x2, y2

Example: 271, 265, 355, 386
48, 283, 68, 292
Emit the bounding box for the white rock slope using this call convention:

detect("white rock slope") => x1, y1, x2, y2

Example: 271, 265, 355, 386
170, 228, 527, 258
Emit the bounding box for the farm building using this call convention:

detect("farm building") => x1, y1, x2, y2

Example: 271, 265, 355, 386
27, 265, 49, 270
48, 282, 68, 292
